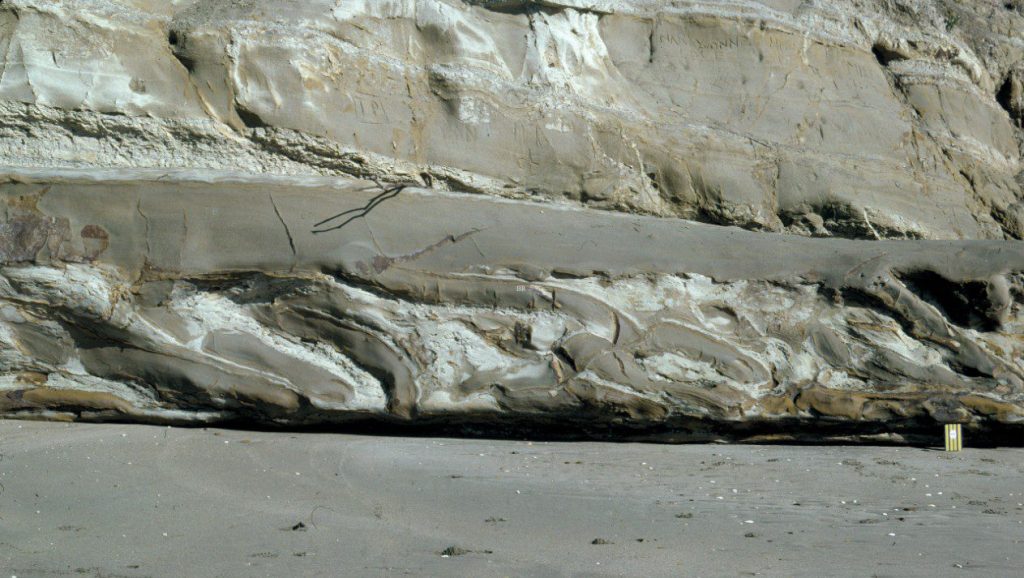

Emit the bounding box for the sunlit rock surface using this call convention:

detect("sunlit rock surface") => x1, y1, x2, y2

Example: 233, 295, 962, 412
1, 1, 1023, 441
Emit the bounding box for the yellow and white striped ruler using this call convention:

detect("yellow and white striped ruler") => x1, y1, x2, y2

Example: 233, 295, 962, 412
945, 424, 962, 452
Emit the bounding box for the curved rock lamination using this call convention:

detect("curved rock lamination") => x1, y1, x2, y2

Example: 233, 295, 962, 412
1, 171, 1022, 441
1, 0, 1024, 442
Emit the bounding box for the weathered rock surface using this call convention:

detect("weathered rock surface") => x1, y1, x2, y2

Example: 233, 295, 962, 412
1, 1, 1024, 441
2, 169, 1023, 440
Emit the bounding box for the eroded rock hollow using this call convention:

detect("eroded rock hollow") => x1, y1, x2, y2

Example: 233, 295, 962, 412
2, 0, 1023, 442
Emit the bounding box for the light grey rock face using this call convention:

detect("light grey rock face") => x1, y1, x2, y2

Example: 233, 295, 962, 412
1, 1, 1023, 440
2, 0, 1023, 238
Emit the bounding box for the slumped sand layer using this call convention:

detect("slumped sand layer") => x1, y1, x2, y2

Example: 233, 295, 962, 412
2, 170, 1024, 440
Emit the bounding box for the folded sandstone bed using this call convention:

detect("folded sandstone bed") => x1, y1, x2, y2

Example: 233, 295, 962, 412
1, 170, 1022, 442
1, 0, 1024, 442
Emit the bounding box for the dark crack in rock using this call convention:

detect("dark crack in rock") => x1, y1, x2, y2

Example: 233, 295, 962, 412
1, 1, 1024, 442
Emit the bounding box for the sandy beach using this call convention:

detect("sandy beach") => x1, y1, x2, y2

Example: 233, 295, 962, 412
1, 420, 1022, 577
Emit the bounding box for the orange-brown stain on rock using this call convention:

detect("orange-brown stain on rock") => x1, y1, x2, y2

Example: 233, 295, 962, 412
795, 386, 941, 421
795, 386, 867, 420
80, 224, 110, 261
860, 398, 916, 420
5, 388, 133, 413
759, 394, 797, 416
960, 395, 1024, 421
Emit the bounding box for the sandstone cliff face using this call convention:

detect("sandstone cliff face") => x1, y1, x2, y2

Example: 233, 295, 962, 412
1, 1, 1023, 441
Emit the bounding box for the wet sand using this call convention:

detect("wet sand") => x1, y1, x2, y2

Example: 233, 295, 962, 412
1, 420, 1023, 577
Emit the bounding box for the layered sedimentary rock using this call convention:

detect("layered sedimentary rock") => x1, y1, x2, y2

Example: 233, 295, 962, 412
2, 170, 1022, 440
1, 1, 1024, 440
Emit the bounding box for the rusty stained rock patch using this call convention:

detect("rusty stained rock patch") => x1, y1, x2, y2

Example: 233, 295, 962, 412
79, 224, 110, 261
0, 212, 72, 263
2, 387, 134, 414
1, 204, 111, 264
